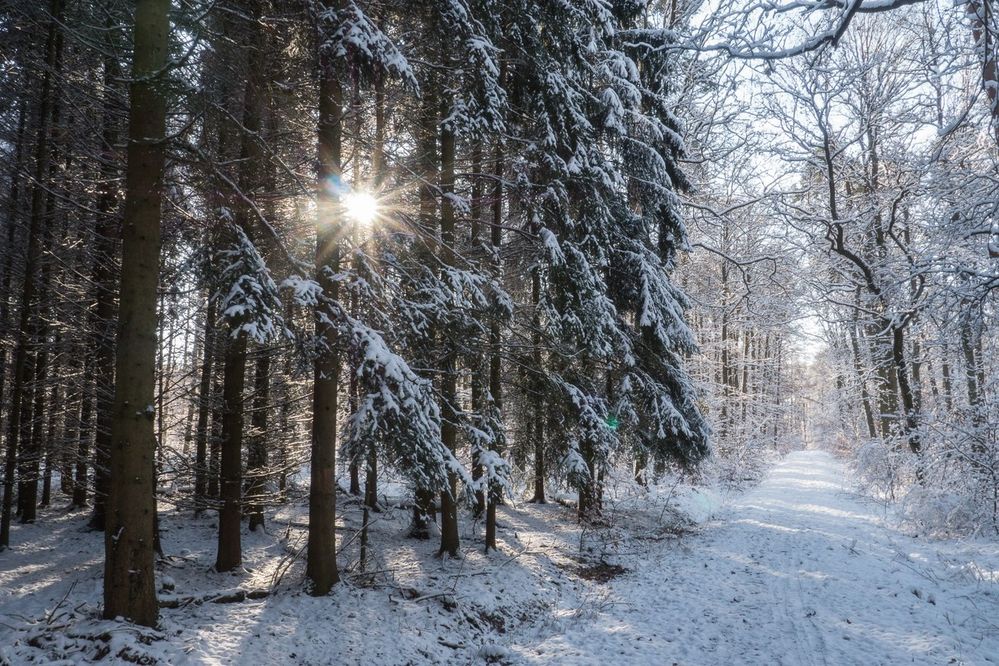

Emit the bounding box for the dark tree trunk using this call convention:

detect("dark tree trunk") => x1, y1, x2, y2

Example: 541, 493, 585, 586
215, 331, 246, 571
209, 374, 222, 500
73, 376, 93, 507
530, 242, 546, 505
246, 350, 269, 532
103, 0, 169, 628
484, 135, 504, 553
216, 2, 270, 566
891, 326, 921, 457
40, 378, 60, 507
194, 296, 215, 514
940, 340, 954, 413
90, 9, 125, 531
849, 314, 878, 439
410, 488, 436, 540
307, 3, 343, 592
438, 120, 460, 558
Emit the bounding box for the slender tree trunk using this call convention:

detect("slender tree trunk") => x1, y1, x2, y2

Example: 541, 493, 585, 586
363, 67, 387, 517
103, 0, 169, 627
870, 326, 899, 442
40, 375, 61, 507
438, 118, 460, 558
209, 374, 222, 500
960, 309, 981, 411
740, 329, 751, 425
718, 247, 731, 442
940, 340, 954, 413
484, 135, 504, 553
530, 232, 546, 504
347, 69, 362, 499
216, 5, 269, 565
910, 338, 923, 416
276, 338, 292, 499
409, 80, 439, 541
194, 296, 215, 514
246, 350, 269, 531
62, 353, 80, 498
182, 320, 196, 459
578, 438, 596, 522
307, 6, 343, 592
74, 371, 93, 507
849, 319, 878, 439
21, 296, 50, 523
892, 325, 922, 456
90, 11, 125, 531
470, 143, 485, 518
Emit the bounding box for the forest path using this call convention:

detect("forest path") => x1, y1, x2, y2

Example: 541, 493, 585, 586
508, 450, 999, 665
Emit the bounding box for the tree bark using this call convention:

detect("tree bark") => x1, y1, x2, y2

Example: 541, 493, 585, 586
484, 135, 504, 553
90, 8, 125, 531
438, 119, 460, 558
194, 296, 215, 515
215, 330, 246, 571
530, 228, 546, 504
103, 0, 169, 628
216, 4, 269, 566
307, 4, 343, 592
246, 350, 269, 531
849, 314, 878, 439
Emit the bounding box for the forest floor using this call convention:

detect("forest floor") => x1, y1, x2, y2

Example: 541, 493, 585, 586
2, 450, 999, 665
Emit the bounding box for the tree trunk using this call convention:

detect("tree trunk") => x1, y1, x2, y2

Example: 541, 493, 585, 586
246, 350, 269, 531
209, 374, 222, 500
216, 5, 269, 565
530, 236, 546, 504
40, 377, 61, 507
438, 120, 460, 558
849, 319, 878, 439
869, 325, 899, 442
891, 325, 922, 457
940, 340, 954, 413
215, 330, 246, 571
90, 10, 125, 531
960, 309, 981, 411
484, 135, 504, 553
307, 9, 343, 592
470, 143, 485, 518
74, 370, 93, 507
103, 0, 169, 628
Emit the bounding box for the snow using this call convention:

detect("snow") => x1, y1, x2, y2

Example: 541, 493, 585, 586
2, 450, 998, 664
516, 451, 999, 664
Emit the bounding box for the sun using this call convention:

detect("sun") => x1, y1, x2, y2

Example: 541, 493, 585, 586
342, 191, 379, 226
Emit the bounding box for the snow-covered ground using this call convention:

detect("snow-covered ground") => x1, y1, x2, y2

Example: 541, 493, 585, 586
2, 450, 998, 664
509, 450, 999, 665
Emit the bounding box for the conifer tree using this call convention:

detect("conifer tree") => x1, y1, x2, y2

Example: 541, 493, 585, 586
103, 0, 170, 627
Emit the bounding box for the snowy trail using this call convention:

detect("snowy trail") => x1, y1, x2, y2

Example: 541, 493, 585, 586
509, 450, 999, 665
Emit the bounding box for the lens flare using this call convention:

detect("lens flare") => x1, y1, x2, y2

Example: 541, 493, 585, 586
343, 191, 379, 225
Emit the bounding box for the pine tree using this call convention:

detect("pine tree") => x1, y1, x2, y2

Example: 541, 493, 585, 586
103, 0, 170, 627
